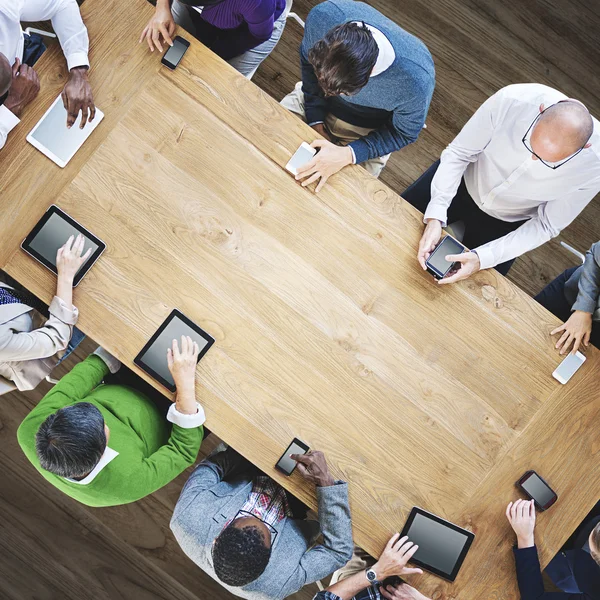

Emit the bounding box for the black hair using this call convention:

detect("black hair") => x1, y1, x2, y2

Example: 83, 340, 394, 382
212, 525, 271, 586
35, 402, 106, 479
308, 22, 379, 97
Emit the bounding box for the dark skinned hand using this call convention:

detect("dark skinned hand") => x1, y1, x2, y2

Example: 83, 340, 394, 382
311, 122, 332, 142
290, 450, 335, 487
61, 67, 95, 129
4, 58, 40, 118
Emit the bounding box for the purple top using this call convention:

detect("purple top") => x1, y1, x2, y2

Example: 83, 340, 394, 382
193, 0, 287, 60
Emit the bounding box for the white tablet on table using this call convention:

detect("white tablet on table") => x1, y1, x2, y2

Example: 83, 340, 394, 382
26, 95, 104, 168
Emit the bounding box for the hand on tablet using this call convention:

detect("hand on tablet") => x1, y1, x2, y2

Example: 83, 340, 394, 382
167, 336, 200, 414
372, 534, 422, 580
57, 234, 92, 282
62, 67, 95, 129
506, 499, 536, 549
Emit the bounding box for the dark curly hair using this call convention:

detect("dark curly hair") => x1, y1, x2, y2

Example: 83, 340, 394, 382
308, 22, 379, 97
212, 525, 271, 587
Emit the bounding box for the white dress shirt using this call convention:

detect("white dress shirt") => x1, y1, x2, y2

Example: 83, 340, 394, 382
424, 83, 600, 270
0, 0, 90, 149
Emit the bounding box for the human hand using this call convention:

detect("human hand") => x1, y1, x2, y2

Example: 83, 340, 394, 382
438, 251, 480, 285
56, 234, 92, 282
4, 58, 40, 118
417, 220, 443, 270
139, 2, 176, 53
290, 450, 335, 487
506, 499, 536, 549
380, 583, 430, 600
551, 311, 592, 355
167, 335, 200, 397
295, 139, 353, 192
311, 123, 332, 142
61, 67, 95, 128
371, 534, 422, 580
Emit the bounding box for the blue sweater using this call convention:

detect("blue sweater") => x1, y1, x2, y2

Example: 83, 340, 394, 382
300, 0, 435, 164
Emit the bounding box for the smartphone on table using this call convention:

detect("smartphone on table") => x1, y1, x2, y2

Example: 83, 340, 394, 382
285, 142, 317, 176
552, 351, 586, 384
275, 438, 309, 475
516, 470, 558, 511
425, 234, 466, 279
161, 36, 190, 70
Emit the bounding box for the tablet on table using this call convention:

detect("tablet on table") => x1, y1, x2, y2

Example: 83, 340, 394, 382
134, 309, 215, 392
21, 205, 106, 287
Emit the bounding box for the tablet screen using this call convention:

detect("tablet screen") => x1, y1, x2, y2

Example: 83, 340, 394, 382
28, 211, 100, 272
401, 508, 474, 581
135, 311, 215, 391
28, 96, 103, 166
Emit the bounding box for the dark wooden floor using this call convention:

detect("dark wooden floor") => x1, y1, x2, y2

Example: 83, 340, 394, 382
5, 1, 600, 598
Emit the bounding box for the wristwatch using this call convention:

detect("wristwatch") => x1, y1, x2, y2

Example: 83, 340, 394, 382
366, 568, 380, 585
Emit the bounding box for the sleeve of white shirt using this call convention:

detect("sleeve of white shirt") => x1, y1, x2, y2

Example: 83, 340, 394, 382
167, 403, 206, 428
424, 91, 507, 225
20, 0, 89, 71
0, 105, 20, 150
473, 185, 600, 269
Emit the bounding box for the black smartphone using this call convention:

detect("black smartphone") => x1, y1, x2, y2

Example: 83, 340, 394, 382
425, 234, 466, 279
516, 470, 558, 511
161, 36, 190, 70
275, 438, 309, 475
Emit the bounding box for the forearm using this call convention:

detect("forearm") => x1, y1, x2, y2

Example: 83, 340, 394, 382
348, 121, 419, 164
326, 570, 369, 600
573, 247, 600, 313
55, 274, 74, 311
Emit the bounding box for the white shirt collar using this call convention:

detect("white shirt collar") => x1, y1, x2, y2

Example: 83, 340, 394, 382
65, 446, 119, 485
352, 22, 395, 77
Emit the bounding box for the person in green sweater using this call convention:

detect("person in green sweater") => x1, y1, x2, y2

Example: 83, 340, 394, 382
17, 336, 206, 507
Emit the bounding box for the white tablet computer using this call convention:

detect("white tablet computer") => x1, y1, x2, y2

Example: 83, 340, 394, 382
26, 95, 104, 168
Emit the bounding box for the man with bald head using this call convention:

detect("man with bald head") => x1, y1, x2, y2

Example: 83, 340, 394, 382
402, 83, 600, 283
0, 0, 95, 150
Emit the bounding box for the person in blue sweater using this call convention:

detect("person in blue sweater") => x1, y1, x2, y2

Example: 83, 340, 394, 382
281, 0, 435, 191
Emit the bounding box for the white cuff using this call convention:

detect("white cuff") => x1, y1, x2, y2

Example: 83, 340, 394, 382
0, 104, 20, 135
308, 120, 325, 126
423, 203, 448, 227
67, 52, 90, 72
93, 347, 121, 373
472, 245, 495, 271
49, 296, 79, 325
167, 403, 206, 428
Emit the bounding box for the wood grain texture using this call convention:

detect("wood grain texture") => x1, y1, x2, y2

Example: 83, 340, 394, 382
1, 0, 600, 599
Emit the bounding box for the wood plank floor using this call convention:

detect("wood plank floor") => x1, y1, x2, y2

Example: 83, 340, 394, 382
5, 1, 600, 598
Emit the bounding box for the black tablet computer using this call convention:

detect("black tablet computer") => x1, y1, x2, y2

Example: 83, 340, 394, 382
134, 309, 215, 392
21, 205, 106, 287
400, 507, 475, 582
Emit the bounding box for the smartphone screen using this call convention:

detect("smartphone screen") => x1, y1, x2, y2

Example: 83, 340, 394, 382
554, 352, 585, 382
427, 236, 465, 276
163, 37, 189, 69
521, 472, 556, 508
276, 439, 309, 475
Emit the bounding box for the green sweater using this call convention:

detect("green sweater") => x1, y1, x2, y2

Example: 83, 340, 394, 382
17, 355, 203, 507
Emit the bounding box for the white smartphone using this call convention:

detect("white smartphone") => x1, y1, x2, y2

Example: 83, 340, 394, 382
285, 142, 316, 176
552, 351, 586, 384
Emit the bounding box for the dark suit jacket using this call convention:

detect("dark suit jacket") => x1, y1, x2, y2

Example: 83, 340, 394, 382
513, 545, 600, 599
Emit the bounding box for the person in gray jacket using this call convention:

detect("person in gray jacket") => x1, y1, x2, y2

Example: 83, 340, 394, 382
535, 241, 600, 354
0, 234, 89, 392
170, 446, 353, 600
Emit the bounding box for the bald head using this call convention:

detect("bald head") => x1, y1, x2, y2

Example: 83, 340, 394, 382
530, 100, 593, 163
0, 53, 11, 97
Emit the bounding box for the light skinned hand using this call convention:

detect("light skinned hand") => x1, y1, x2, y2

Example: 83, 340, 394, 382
551, 310, 592, 355
417, 220, 443, 270
290, 450, 335, 487
371, 534, 423, 580
56, 234, 92, 281
438, 251, 480, 285
167, 335, 199, 391
380, 583, 430, 600
295, 139, 353, 192
506, 499, 536, 549
139, 3, 175, 53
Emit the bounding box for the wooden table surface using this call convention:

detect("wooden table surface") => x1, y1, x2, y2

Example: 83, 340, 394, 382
2, 1, 599, 598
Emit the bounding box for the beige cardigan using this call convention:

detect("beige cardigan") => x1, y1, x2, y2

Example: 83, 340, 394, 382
0, 284, 79, 392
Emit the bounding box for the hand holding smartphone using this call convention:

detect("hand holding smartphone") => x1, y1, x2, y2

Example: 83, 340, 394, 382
285, 142, 316, 176
516, 470, 558, 511
425, 234, 466, 279
275, 438, 309, 475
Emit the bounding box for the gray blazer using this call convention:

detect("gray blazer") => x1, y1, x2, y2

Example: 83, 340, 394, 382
565, 242, 600, 320
170, 450, 354, 600
0, 284, 78, 392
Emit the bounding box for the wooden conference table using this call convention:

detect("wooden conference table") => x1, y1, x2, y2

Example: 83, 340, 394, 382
2, 0, 600, 597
